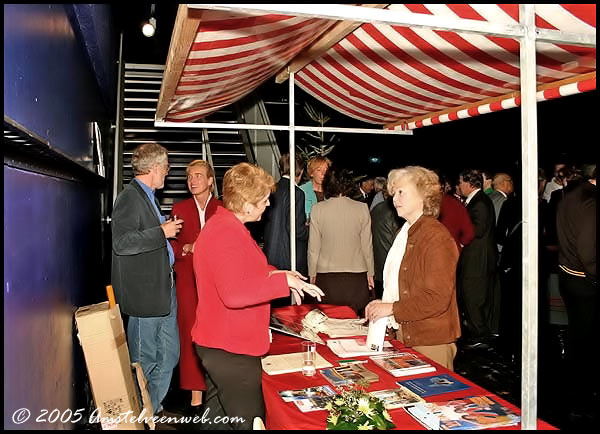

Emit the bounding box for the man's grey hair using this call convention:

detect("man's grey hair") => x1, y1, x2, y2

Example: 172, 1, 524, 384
132, 143, 168, 175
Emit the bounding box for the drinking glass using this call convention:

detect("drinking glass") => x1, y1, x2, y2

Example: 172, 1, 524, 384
302, 341, 317, 376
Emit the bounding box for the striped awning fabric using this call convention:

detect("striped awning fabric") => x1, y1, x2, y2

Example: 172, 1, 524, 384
164, 11, 335, 122
164, 5, 596, 128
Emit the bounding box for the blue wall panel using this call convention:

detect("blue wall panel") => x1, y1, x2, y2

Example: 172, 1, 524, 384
3, 4, 107, 162
3, 3, 114, 429
3, 167, 103, 429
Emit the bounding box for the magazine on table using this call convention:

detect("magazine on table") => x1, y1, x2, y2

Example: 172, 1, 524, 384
405, 395, 521, 430
369, 385, 425, 409
269, 313, 307, 340
293, 395, 337, 412
320, 364, 380, 388
279, 385, 337, 402
369, 352, 436, 377
326, 337, 394, 358
398, 374, 471, 397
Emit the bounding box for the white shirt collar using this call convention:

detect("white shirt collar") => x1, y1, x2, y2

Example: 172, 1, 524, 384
465, 188, 481, 205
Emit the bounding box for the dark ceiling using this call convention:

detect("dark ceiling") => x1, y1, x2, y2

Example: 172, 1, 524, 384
109, 4, 596, 176
113, 3, 179, 65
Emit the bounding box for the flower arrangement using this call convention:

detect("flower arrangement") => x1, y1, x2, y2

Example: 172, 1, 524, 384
325, 382, 395, 430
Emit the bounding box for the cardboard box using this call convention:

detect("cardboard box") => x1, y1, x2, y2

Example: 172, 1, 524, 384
75, 302, 151, 430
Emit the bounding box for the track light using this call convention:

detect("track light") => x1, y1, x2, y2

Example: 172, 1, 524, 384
142, 4, 156, 38
142, 17, 156, 37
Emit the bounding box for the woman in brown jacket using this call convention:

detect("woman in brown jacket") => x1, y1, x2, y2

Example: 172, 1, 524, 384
365, 166, 460, 370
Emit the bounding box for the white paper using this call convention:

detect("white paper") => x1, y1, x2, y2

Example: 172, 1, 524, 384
366, 316, 388, 352
326, 338, 393, 358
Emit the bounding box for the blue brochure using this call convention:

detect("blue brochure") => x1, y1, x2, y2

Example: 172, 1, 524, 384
397, 373, 470, 397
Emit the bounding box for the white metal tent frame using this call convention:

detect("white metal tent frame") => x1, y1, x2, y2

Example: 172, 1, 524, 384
155, 4, 596, 429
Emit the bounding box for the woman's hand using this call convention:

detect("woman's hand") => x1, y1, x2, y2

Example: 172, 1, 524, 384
367, 275, 375, 290
286, 273, 324, 305
269, 269, 306, 280
364, 299, 394, 322
182, 243, 194, 256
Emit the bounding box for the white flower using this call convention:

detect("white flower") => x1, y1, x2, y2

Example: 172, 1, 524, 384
383, 409, 393, 422
357, 397, 374, 417
334, 398, 344, 406
357, 421, 374, 430
327, 412, 339, 425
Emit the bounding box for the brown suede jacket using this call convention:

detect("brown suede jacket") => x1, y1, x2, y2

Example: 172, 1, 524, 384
392, 215, 461, 347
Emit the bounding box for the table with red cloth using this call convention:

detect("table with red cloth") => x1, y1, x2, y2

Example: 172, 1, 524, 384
263, 304, 555, 430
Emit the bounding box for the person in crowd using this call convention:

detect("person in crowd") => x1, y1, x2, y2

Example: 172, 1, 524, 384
263, 153, 308, 277
546, 164, 579, 256
364, 166, 460, 370
438, 172, 475, 251
495, 182, 522, 362
542, 162, 566, 203
308, 167, 375, 314
353, 176, 375, 207
300, 155, 331, 220
111, 143, 182, 415
482, 171, 494, 195
169, 160, 221, 414
556, 164, 597, 420
489, 173, 514, 223
191, 163, 323, 430
457, 169, 499, 350
369, 176, 387, 211
371, 187, 405, 299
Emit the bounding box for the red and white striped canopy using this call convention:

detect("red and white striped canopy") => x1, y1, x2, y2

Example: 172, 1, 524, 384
162, 4, 596, 129
164, 11, 334, 122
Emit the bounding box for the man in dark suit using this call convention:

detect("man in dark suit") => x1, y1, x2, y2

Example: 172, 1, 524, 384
111, 143, 182, 415
371, 193, 404, 299
353, 176, 375, 207
263, 153, 309, 278
457, 169, 499, 349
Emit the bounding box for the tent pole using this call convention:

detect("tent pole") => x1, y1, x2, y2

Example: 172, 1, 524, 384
289, 71, 297, 274
519, 4, 539, 430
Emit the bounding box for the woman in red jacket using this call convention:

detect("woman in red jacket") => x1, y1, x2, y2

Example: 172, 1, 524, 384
191, 163, 323, 429
169, 160, 221, 414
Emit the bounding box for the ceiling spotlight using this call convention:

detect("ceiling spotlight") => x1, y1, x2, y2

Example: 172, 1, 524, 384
142, 4, 156, 38
142, 17, 156, 37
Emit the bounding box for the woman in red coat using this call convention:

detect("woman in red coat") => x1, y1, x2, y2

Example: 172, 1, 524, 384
169, 160, 221, 413
192, 163, 323, 429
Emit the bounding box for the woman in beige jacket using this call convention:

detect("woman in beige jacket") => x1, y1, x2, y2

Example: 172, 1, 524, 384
308, 168, 375, 313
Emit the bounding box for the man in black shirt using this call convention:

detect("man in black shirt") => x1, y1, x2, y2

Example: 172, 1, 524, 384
556, 164, 597, 420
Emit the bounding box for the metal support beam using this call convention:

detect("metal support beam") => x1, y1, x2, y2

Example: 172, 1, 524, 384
190, 4, 525, 39
289, 71, 297, 274
155, 121, 413, 135
112, 32, 124, 204
519, 4, 539, 430
535, 28, 596, 48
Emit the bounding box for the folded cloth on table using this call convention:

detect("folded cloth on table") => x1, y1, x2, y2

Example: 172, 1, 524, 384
302, 309, 368, 338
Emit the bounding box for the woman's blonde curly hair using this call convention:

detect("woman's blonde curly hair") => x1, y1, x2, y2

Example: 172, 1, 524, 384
387, 166, 442, 217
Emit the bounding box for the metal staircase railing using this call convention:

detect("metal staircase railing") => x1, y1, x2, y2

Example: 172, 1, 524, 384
116, 63, 251, 213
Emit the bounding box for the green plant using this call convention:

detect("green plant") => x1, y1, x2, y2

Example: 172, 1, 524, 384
325, 382, 395, 430
297, 102, 339, 160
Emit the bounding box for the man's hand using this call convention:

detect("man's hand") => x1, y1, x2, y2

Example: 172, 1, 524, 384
161, 218, 183, 239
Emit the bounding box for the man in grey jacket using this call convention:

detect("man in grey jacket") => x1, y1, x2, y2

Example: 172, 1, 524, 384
112, 143, 183, 415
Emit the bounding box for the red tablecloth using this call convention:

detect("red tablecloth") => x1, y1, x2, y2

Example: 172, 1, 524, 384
263, 304, 555, 430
